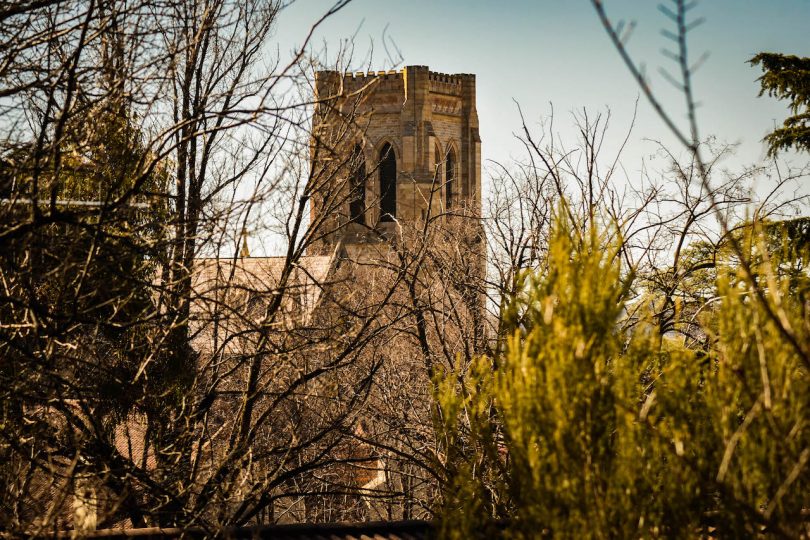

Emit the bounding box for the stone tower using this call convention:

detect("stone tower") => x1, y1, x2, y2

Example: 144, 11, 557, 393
310, 66, 481, 256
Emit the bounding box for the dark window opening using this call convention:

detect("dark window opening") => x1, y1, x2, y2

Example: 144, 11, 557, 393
349, 145, 366, 224
379, 143, 396, 222
445, 148, 455, 210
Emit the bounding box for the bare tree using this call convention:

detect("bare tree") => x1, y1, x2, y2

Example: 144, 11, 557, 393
0, 0, 422, 532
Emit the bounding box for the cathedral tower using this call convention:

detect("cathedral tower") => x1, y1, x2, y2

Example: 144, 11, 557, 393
310, 66, 481, 255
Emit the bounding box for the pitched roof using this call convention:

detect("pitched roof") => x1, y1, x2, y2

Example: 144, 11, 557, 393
190, 254, 336, 354
193, 255, 334, 295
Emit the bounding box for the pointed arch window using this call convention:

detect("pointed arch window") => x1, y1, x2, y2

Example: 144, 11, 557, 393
379, 143, 396, 222
434, 143, 443, 184
445, 146, 456, 210
349, 145, 366, 224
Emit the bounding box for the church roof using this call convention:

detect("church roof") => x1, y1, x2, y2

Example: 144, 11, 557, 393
193, 254, 334, 293
190, 254, 337, 355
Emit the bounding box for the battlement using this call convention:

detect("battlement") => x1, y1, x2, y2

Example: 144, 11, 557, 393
347, 69, 402, 80
316, 69, 403, 95
332, 67, 472, 82
315, 66, 474, 98
428, 71, 464, 85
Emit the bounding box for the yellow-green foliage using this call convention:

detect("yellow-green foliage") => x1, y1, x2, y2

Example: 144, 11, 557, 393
436, 213, 809, 538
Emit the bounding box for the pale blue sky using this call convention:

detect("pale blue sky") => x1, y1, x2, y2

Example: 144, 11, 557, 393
273, 0, 809, 179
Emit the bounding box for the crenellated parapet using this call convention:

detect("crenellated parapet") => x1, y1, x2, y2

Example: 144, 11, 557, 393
316, 69, 404, 97
315, 67, 475, 100
428, 72, 468, 97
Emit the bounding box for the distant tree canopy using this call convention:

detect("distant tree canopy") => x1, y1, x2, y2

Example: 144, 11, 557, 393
750, 53, 810, 156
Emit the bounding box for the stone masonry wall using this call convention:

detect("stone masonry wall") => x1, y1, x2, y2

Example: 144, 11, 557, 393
311, 66, 480, 251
